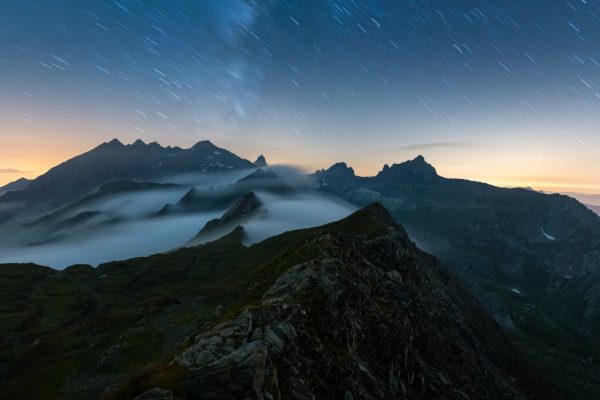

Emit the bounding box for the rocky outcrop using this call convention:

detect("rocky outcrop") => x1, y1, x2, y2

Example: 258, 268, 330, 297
187, 192, 264, 246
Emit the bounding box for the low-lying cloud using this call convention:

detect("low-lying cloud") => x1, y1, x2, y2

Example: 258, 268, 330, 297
242, 192, 356, 244
0, 213, 221, 269
0, 168, 357, 269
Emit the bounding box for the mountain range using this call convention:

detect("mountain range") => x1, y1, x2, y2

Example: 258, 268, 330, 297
314, 156, 600, 398
1, 139, 599, 399
0, 139, 256, 224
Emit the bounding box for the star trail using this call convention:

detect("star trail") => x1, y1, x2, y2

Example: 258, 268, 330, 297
1, 0, 599, 192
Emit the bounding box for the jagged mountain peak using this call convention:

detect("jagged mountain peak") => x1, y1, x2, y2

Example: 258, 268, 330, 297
254, 154, 267, 167
314, 162, 358, 189
413, 154, 427, 163
130, 139, 146, 147
99, 138, 125, 149
320, 162, 356, 178
377, 155, 438, 181
329, 161, 354, 172
191, 140, 217, 150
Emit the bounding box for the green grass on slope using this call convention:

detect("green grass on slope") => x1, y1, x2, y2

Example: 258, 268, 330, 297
0, 205, 391, 400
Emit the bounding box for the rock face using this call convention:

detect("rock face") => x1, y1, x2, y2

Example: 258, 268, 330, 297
173, 204, 549, 400
314, 157, 600, 398
187, 192, 264, 245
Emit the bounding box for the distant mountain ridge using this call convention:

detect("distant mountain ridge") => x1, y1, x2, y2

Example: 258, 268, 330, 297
0, 177, 30, 196
0, 139, 255, 221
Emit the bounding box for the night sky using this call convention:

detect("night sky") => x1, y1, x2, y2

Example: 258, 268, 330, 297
1, 0, 599, 192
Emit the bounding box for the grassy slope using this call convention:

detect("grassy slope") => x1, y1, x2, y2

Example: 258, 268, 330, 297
0, 208, 389, 400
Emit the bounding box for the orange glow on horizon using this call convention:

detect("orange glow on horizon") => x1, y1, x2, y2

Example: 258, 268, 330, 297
2, 146, 600, 197
2, 124, 599, 196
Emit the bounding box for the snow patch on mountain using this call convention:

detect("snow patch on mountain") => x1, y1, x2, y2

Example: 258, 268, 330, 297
540, 227, 556, 241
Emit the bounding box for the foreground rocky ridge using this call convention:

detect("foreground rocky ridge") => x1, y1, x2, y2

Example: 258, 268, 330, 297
126, 205, 548, 400
0, 204, 550, 399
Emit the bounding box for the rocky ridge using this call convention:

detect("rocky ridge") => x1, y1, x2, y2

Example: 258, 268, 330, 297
160, 204, 549, 400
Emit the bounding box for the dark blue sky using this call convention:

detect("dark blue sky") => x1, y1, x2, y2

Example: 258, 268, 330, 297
1, 0, 599, 192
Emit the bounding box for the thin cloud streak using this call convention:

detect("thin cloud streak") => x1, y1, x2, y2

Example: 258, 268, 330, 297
397, 141, 473, 151
0, 168, 30, 174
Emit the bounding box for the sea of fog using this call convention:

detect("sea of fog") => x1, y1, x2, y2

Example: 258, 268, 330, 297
0, 169, 357, 269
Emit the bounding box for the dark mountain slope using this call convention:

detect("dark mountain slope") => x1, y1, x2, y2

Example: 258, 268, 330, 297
0, 205, 549, 400
314, 156, 600, 398
187, 191, 264, 246
0, 177, 30, 196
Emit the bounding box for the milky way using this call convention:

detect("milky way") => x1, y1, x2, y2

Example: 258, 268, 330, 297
1, 1, 599, 191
